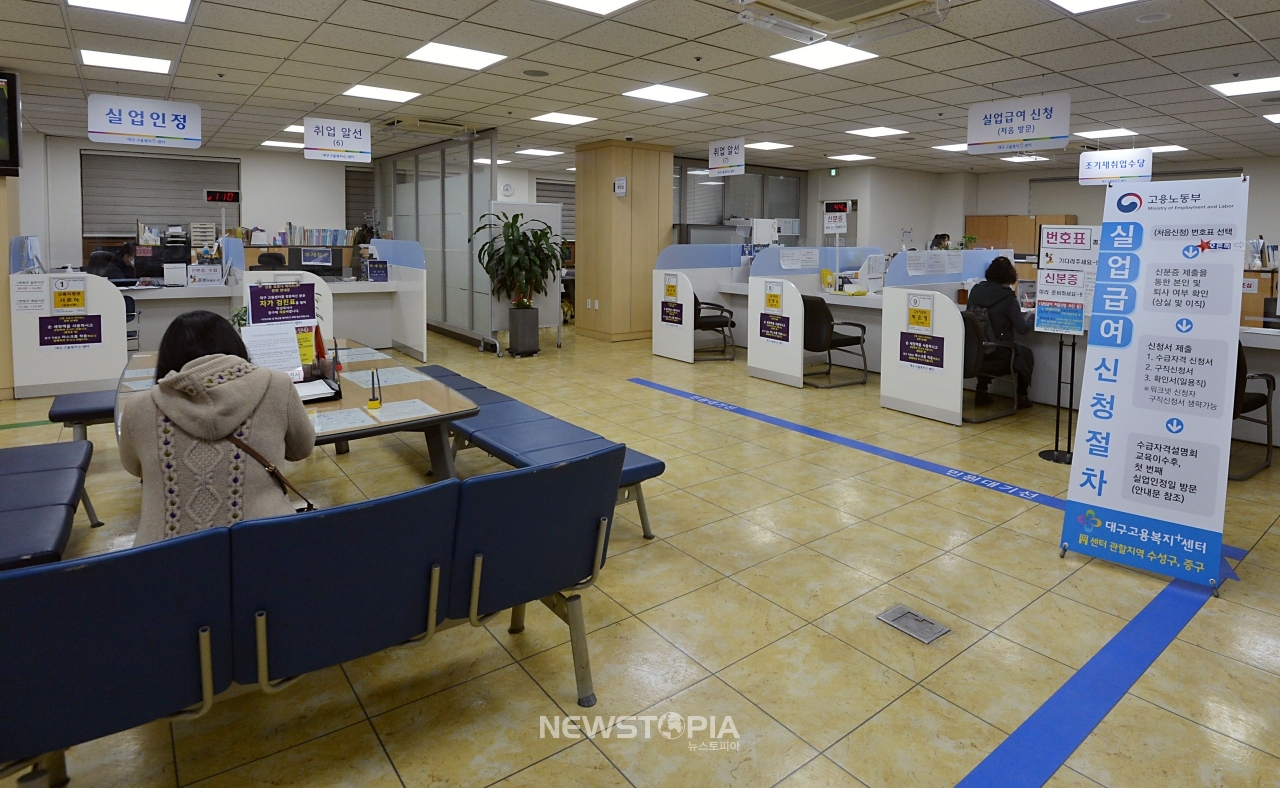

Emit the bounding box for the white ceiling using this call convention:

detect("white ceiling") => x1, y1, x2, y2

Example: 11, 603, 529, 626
3, 0, 1280, 174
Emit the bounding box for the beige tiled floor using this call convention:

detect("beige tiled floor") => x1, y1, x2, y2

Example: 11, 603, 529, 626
5, 326, 1280, 787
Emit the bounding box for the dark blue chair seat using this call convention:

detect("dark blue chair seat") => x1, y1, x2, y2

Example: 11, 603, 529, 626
464, 388, 515, 406
0, 470, 85, 513
48, 390, 116, 427
0, 441, 93, 475
516, 438, 618, 467
621, 449, 665, 488
470, 420, 602, 466
451, 401, 551, 440
437, 375, 485, 391
418, 365, 459, 379
0, 506, 75, 571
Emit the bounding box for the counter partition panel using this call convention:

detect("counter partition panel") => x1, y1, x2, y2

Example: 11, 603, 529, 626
10, 273, 129, 397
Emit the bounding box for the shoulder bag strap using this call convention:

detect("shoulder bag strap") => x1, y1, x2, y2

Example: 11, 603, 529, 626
225, 434, 315, 512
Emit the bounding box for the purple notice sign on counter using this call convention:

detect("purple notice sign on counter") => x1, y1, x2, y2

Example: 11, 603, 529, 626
900, 332, 944, 370
39, 315, 103, 350
249, 283, 315, 324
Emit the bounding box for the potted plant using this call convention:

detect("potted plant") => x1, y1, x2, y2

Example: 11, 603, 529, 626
472, 212, 567, 356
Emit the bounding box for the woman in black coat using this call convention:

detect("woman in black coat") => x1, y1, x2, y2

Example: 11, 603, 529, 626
966, 256, 1035, 408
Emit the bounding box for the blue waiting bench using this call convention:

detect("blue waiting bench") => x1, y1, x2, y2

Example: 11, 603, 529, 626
0, 442, 97, 571
0, 445, 624, 785
419, 365, 665, 539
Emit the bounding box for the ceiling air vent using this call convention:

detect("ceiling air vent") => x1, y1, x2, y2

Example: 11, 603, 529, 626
755, 0, 931, 26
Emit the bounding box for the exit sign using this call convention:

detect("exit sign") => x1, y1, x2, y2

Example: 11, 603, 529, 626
205, 190, 240, 203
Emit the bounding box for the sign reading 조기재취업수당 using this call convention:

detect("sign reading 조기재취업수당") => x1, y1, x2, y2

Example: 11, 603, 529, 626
1079, 148, 1153, 186
87, 94, 202, 148
1060, 177, 1250, 587
303, 117, 371, 163
967, 92, 1070, 155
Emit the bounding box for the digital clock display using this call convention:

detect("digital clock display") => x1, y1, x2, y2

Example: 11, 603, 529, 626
205, 190, 240, 203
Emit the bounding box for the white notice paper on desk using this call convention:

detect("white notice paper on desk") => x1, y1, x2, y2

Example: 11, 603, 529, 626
123, 368, 155, 379
310, 408, 376, 433
367, 399, 440, 423
123, 379, 155, 391
341, 367, 429, 388
338, 347, 392, 362
294, 380, 336, 401
243, 323, 304, 382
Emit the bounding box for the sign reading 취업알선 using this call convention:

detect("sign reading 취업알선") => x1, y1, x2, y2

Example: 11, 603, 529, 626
249, 283, 316, 325
967, 92, 1070, 154
303, 117, 371, 162
87, 94, 202, 148
708, 137, 744, 177
1079, 148, 1152, 186
1060, 177, 1250, 587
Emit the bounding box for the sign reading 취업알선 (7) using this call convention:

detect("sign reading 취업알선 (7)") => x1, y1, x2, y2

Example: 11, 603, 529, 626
967, 92, 1070, 154
1079, 149, 1152, 186
1060, 177, 1250, 587
303, 117, 371, 163
708, 137, 744, 177
87, 94, 202, 148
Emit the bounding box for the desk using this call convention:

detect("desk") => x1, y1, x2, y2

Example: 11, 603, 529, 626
115, 341, 478, 480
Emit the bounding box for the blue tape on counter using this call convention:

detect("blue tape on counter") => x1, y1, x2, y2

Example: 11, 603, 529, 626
628, 378, 1064, 509
955, 579, 1212, 788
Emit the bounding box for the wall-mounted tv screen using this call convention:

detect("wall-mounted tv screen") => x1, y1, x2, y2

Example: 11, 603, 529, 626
0, 72, 20, 177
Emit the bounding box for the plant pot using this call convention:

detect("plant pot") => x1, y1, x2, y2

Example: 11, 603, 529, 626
508, 307, 539, 356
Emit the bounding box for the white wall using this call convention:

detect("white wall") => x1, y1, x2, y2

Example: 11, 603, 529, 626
16, 129, 346, 266
495, 167, 537, 203
805, 165, 975, 251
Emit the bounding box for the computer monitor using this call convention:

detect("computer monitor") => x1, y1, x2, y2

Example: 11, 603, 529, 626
287, 247, 344, 278
135, 244, 190, 278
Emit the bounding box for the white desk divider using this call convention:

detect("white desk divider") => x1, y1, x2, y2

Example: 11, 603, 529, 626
370, 239, 428, 361
652, 270, 695, 363
243, 270, 334, 341
10, 273, 128, 397
880, 286, 965, 425
747, 276, 805, 387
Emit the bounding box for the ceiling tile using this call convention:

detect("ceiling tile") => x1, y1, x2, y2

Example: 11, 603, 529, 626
566, 21, 680, 58
194, 2, 315, 41
598, 59, 697, 84
466, 0, 598, 40
937, 0, 1064, 39
978, 19, 1106, 57
646, 42, 752, 73
523, 42, 631, 71
1121, 21, 1252, 58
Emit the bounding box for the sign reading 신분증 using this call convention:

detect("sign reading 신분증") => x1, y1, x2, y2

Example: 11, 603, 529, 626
303, 117, 371, 162
87, 94, 202, 148
1060, 178, 1250, 587
1034, 267, 1088, 335
967, 92, 1070, 155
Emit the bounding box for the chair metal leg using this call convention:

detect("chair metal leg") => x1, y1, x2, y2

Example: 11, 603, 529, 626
254, 613, 300, 695
509, 603, 526, 634
564, 593, 596, 707
804, 346, 867, 388
80, 488, 104, 527
72, 424, 87, 442
633, 484, 654, 540
1229, 403, 1274, 481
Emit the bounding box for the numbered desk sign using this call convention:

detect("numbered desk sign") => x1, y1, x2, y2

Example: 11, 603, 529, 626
50, 276, 87, 315
664, 274, 678, 301
1061, 178, 1249, 588
764, 281, 783, 312
303, 117, 371, 162
907, 293, 933, 335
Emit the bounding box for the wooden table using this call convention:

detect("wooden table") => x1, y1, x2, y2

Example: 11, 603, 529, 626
114, 341, 478, 479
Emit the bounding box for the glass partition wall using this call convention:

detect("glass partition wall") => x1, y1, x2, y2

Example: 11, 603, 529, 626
376, 130, 498, 344
673, 158, 804, 246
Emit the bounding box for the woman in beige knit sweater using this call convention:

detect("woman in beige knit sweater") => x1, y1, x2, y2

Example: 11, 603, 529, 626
120, 311, 315, 546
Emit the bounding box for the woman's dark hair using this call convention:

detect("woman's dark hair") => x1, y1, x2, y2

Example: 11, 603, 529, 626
985, 256, 1018, 285
155, 310, 250, 381
114, 241, 136, 261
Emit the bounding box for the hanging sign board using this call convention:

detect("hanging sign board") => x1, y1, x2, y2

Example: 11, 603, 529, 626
1034, 268, 1088, 335
87, 94, 201, 148
1080, 148, 1153, 186
708, 137, 744, 177
967, 92, 1070, 154
823, 201, 849, 234
303, 117, 371, 162
1061, 178, 1250, 588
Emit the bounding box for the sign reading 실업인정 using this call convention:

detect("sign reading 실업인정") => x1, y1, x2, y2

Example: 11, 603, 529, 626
966, 92, 1070, 154
1060, 178, 1249, 587
87, 94, 201, 148
303, 117, 371, 163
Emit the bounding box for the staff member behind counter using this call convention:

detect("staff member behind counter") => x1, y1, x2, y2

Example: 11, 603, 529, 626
97, 242, 158, 286
966, 256, 1034, 409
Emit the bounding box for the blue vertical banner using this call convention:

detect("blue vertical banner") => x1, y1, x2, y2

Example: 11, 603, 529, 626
1061, 178, 1249, 587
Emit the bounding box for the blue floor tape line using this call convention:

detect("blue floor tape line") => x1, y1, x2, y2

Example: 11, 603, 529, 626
955, 580, 1212, 788
1222, 544, 1249, 561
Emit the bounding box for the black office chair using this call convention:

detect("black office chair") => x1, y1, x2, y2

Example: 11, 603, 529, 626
1230, 342, 1274, 480
801, 295, 867, 387
255, 252, 287, 269
123, 295, 141, 352
961, 310, 1019, 422
693, 294, 735, 361
85, 251, 113, 277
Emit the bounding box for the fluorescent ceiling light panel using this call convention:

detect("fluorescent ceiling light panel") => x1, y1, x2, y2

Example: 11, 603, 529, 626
771, 41, 877, 71
933, 143, 969, 152
828, 154, 875, 161
686, 169, 709, 174
1265, 114, 1280, 123
623, 85, 707, 103
406, 42, 505, 70
698, 182, 724, 185
1149, 145, 1187, 152
1044, 0, 1143, 12
516, 149, 563, 156
473, 158, 510, 164
80, 50, 170, 73
1002, 155, 1048, 162
284, 125, 304, 133
344, 84, 420, 103
262, 141, 304, 149
531, 112, 596, 125
539, 0, 644, 14
1210, 76, 1280, 96
1074, 128, 1136, 139
847, 126, 907, 137
566, 168, 576, 171
69, 0, 190, 22
744, 142, 792, 150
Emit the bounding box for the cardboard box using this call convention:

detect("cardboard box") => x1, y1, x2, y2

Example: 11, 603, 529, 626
1241, 268, 1278, 328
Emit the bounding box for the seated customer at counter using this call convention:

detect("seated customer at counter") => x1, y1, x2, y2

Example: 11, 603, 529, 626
967, 256, 1034, 409
120, 310, 315, 545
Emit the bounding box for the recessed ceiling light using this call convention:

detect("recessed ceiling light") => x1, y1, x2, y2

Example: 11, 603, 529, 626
532, 112, 596, 125
80, 49, 170, 73
522, 69, 550, 77
262, 141, 304, 149
406, 42, 505, 70
771, 41, 877, 71
744, 141, 792, 150
933, 143, 968, 152
1136, 12, 1170, 23
1002, 155, 1048, 162
698, 181, 724, 186
566, 167, 576, 171
1075, 128, 1137, 139
473, 158, 511, 164
623, 85, 707, 103
1264, 114, 1280, 123
847, 126, 907, 137
686, 169, 709, 175
539, 0, 644, 14
284, 125, 304, 133
68, 0, 190, 22
1149, 145, 1187, 152
828, 154, 875, 161
1045, 0, 1143, 13
1211, 76, 1280, 97
516, 149, 564, 156
344, 84, 420, 103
